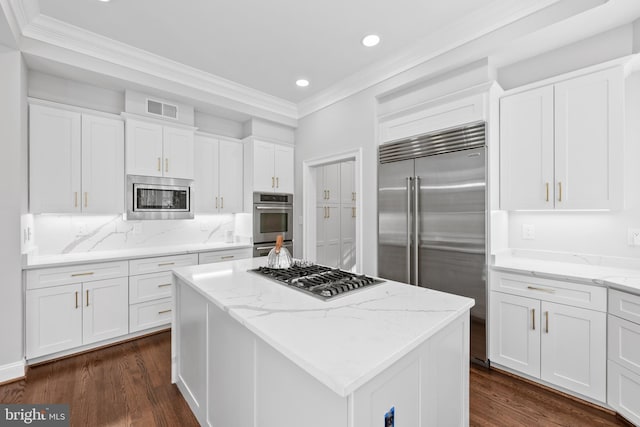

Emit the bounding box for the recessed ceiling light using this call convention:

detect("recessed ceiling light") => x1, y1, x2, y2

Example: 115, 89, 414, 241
296, 79, 309, 88
98, 0, 111, 2
362, 34, 380, 47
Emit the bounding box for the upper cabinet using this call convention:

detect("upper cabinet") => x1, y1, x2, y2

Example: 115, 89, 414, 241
500, 67, 624, 211
194, 134, 243, 213
29, 104, 124, 214
246, 139, 294, 194
125, 118, 194, 179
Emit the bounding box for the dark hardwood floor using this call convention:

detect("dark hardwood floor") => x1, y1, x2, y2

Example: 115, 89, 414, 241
0, 331, 628, 426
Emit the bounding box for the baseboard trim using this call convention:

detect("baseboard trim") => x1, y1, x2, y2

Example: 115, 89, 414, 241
0, 360, 26, 385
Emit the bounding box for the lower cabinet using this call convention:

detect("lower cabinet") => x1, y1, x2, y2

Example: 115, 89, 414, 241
26, 277, 128, 359
490, 271, 607, 403
608, 288, 640, 425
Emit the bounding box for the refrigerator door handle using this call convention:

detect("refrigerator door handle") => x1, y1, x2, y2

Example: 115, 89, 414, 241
406, 177, 412, 284
414, 176, 420, 286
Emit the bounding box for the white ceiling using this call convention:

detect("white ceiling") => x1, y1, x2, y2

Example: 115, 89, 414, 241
36, 0, 550, 103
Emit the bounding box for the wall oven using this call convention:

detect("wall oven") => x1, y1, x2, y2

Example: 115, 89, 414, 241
126, 175, 194, 220
253, 193, 293, 253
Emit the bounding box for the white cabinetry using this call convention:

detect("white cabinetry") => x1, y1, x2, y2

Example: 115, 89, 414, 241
129, 254, 198, 333
246, 139, 294, 194
316, 161, 356, 270
608, 289, 640, 425
490, 271, 607, 402
500, 67, 624, 210
194, 134, 243, 213
26, 261, 129, 359
198, 247, 252, 264
125, 118, 194, 179
29, 104, 124, 213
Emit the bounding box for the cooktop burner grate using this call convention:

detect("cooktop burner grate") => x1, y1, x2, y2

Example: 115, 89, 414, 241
249, 262, 384, 300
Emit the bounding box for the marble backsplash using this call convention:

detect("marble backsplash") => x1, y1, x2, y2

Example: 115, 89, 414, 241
29, 213, 248, 256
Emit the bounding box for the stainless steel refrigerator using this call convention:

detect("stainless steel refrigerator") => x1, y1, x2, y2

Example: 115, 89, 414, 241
377, 122, 487, 365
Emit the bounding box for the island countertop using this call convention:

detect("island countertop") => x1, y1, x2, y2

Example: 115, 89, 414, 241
172, 257, 474, 397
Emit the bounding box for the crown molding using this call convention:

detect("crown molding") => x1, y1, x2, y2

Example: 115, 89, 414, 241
0, 0, 38, 46
297, 0, 606, 118
18, 13, 298, 122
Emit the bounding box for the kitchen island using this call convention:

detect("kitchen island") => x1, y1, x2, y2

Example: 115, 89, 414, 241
171, 258, 474, 427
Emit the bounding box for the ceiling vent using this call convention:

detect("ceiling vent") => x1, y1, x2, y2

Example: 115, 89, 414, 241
147, 99, 178, 120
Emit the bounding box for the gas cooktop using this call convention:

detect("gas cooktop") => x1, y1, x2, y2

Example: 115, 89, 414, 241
249, 262, 384, 300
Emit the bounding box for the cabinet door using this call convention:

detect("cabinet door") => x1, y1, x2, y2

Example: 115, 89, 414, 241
194, 134, 218, 212
253, 140, 275, 192
340, 205, 356, 271
125, 119, 163, 177
323, 163, 340, 203
163, 126, 194, 179
340, 161, 356, 204
274, 144, 294, 193
323, 206, 341, 268
83, 277, 129, 345
489, 292, 540, 378
608, 360, 640, 426
316, 166, 326, 203
219, 140, 244, 213
26, 283, 82, 359
81, 114, 124, 213
554, 67, 624, 210
540, 301, 606, 402
29, 104, 81, 213
315, 206, 326, 265
499, 87, 554, 210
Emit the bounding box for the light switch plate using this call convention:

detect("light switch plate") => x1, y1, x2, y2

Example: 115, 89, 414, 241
522, 224, 535, 240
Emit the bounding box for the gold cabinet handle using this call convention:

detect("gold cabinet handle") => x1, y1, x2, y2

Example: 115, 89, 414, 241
75, 291, 79, 309
165, 158, 169, 173
86, 289, 89, 307
84, 192, 88, 208
352, 207, 355, 218
221, 255, 234, 260
215, 196, 218, 209
327, 206, 330, 218
158, 309, 172, 315
157, 157, 161, 172
71, 272, 94, 277
221, 197, 224, 209
532, 308, 535, 330
545, 183, 549, 202
527, 286, 555, 294
276, 177, 279, 188
74, 192, 78, 208
272, 177, 275, 188
545, 311, 549, 333
158, 262, 175, 267
558, 182, 562, 202
158, 283, 172, 288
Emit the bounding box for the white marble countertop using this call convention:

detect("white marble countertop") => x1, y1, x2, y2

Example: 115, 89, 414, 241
172, 258, 474, 397
23, 242, 253, 269
492, 250, 640, 295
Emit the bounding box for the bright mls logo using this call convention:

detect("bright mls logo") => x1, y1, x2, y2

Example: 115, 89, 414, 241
0, 405, 69, 426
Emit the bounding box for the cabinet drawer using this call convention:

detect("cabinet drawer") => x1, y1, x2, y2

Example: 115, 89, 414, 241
129, 272, 173, 304
608, 360, 640, 425
199, 248, 252, 265
129, 298, 172, 333
609, 289, 640, 325
129, 253, 197, 275
26, 261, 128, 290
609, 314, 640, 374
490, 271, 606, 311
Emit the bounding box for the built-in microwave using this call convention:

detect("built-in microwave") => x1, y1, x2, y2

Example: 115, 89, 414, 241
126, 175, 194, 220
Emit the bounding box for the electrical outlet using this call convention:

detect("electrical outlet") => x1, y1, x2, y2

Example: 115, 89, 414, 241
522, 224, 536, 240
628, 229, 640, 246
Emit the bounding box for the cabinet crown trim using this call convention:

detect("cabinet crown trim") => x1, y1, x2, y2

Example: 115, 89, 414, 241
121, 112, 198, 131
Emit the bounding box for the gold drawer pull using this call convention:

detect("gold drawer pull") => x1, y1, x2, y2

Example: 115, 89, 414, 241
157, 157, 161, 171
221, 197, 224, 209
272, 177, 275, 188
558, 182, 562, 202
545, 183, 549, 202
532, 308, 535, 330
221, 255, 235, 260
75, 291, 79, 309
86, 290, 89, 307
276, 177, 279, 188
527, 286, 555, 294
158, 309, 172, 315
158, 283, 172, 288
158, 262, 175, 267
84, 192, 88, 208
71, 272, 94, 277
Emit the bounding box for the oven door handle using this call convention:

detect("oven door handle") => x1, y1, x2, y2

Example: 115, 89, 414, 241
255, 206, 293, 210
255, 243, 293, 251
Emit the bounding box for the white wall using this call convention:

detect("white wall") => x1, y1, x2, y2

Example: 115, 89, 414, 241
244, 118, 295, 143
507, 72, 640, 258
195, 111, 244, 139
0, 48, 27, 379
